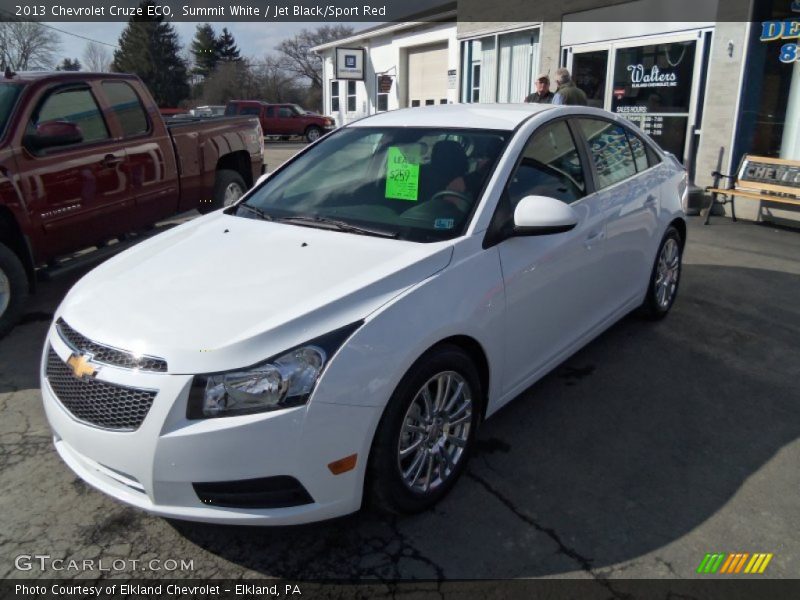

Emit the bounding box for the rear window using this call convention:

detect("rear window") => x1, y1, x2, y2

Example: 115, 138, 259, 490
0, 84, 22, 138
239, 106, 261, 116
102, 81, 148, 137
224, 104, 237, 116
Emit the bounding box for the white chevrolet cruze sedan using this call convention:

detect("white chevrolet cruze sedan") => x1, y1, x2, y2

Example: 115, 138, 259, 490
41, 104, 687, 525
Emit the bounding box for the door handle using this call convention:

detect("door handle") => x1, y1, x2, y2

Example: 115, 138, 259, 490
100, 154, 123, 168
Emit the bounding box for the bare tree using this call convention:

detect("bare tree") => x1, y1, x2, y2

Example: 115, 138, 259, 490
0, 21, 61, 70
276, 25, 354, 90
83, 42, 112, 72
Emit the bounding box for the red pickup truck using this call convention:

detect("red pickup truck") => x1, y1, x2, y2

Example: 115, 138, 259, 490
225, 101, 335, 142
0, 71, 264, 337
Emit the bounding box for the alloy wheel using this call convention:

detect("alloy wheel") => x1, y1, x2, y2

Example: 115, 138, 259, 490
655, 237, 680, 309
0, 269, 10, 317
397, 371, 472, 494
223, 182, 244, 206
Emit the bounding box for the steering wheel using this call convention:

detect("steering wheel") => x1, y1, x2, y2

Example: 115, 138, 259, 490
429, 189, 472, 207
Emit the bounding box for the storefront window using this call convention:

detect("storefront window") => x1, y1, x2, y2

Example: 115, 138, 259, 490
461, 29, 540, 103
736, 0, 800, 163
611, 41, 697, 161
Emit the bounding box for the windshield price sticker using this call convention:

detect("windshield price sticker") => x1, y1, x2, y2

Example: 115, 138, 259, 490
386, 147, 419, 201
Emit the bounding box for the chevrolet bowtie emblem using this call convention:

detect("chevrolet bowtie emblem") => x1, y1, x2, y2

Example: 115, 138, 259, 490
67, 353, 97, 379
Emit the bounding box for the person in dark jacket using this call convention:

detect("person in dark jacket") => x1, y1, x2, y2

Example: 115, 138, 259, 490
524, 75, 554, 104
552, 68, 588, 106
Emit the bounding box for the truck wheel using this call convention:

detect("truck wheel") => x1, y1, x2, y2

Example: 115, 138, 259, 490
305, 126, 322, 143
0, 243, 29, 339
204, 170, 247, 213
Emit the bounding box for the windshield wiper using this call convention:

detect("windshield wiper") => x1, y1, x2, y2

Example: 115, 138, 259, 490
236, 203, 273, 221
276, 215, 399, 239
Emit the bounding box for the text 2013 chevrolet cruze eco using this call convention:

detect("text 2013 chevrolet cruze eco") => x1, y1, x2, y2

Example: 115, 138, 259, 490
42, 104, 687, 525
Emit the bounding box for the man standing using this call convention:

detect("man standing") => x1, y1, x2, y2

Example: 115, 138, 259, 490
524, 75, 554, 104
551, 68, 588, 106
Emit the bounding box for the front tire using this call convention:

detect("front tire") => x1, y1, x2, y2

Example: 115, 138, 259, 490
367, 345, 481, 514
641, 226, 683, 319
202, 169, 246, 214
0, 242, 29, 339
305, 126, 322, 143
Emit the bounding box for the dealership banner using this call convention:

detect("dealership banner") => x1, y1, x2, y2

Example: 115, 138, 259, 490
0, 0, 753, 22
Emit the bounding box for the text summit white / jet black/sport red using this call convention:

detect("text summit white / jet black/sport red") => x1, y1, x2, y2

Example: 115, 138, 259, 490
41, 103, 688, 525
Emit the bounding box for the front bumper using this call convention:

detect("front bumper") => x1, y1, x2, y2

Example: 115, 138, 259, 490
41, 326, 380, 525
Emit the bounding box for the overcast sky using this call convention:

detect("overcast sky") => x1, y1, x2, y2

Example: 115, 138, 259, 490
47, 21, 368, 65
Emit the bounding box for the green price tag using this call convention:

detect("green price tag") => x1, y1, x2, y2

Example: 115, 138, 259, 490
385, 147, 419, 201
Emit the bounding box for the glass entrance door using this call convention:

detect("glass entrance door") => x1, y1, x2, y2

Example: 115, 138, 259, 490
611, 40, 697, 162
572, 50, 608, 109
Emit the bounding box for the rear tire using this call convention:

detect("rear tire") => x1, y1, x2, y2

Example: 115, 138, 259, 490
367, 344, 481, 515
640, 226, 683, 320
202, 169, 247, 214
0, 242, 29, 339
305, 126, 322, 143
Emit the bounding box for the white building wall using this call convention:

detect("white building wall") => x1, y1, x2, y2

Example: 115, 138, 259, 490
317, 22, 458, 126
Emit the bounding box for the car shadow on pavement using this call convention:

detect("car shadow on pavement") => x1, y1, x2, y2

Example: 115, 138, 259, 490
169, 262, 800, 579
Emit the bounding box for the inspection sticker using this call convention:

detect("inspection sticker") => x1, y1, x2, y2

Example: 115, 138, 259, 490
385, 147, 419, 201
434, 218, 455, 230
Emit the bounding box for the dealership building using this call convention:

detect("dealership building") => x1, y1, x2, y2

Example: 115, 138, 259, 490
313, 0, 799, 224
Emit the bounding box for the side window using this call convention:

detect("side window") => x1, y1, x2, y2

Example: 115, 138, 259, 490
579, 119, 637, 189
32, 87, 109, 145
347, 81, 356, 112
224, 104, 237, 116
102, 81, 148, 137
240, 107, 261, 116
331, 81, 340, 112
626, 130, 649, 172
507, 120, 586, 206
265, 107, 275, 118
278, 107, 293, 118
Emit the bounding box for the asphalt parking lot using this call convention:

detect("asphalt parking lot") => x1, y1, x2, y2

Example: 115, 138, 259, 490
1, 216, 798, 582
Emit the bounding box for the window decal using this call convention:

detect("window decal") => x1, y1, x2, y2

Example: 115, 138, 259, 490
385, 147, 419, 201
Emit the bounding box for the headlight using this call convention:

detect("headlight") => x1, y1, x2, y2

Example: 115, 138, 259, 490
187, 322, 361, 419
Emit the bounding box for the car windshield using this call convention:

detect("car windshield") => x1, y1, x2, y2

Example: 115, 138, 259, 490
0, 83, 22, 138
235, 126, 510, 242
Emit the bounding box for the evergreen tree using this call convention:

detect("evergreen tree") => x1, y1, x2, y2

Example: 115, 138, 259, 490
190, 23, 218, 78
216, 28, 241, 63
56, 58, 81, 71
111, 0, 189, 107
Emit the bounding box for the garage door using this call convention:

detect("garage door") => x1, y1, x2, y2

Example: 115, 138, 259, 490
408, 44, 449, 107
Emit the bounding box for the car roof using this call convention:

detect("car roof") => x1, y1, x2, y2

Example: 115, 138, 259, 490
349, 103, 557, 131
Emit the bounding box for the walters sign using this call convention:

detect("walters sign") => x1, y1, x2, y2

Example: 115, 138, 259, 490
627, 64, 677, 88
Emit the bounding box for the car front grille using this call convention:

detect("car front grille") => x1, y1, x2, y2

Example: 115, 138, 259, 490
56, 318, 168, 373
46, 347, 157, 431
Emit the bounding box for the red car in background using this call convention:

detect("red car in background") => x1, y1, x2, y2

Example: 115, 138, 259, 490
225, 101, 335, 142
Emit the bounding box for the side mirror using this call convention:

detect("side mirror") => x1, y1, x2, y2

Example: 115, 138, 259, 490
513, 195, 578, 235
24, 120, 83, 151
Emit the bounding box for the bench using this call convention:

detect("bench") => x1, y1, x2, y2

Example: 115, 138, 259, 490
704, 154, 800, 225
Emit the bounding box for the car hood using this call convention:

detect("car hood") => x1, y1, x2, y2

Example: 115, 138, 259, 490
57, 212, 453, 373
